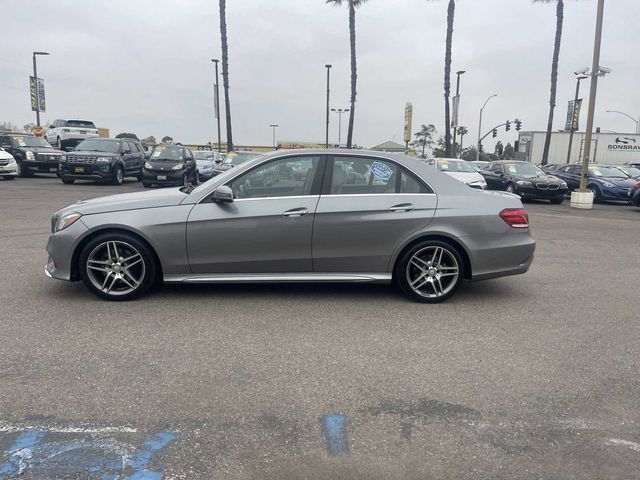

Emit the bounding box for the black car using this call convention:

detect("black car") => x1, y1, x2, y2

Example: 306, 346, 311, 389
0, 132, 65, 177
142, 145, 198, 188
481, 161, 568, 203
211, 151, 262, 177
59, 138, 145, 185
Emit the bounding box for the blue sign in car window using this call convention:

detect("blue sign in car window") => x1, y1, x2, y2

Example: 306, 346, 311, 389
370, 161, 393, 181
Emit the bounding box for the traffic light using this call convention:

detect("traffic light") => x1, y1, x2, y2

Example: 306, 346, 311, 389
515, 119, 522, 131
479, 143, 484, 152
506, 121, 511, 132
492, 129, 498, 138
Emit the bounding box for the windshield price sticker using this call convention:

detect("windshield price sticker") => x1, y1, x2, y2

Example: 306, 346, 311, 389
370, 161, 393, 181
507, 166, 518, 173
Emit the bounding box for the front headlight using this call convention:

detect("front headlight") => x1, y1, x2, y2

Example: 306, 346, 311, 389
172, 163, 185, 170
144, 162, 152, 169
53, 212, 82, 233
96, 157, 111, 163
25, 151, 35, 160
560, 181, 567, 187
601, 181, 615, 188
517, 180, 533, 186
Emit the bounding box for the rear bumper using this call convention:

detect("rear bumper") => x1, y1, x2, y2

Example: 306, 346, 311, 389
468, 232, 536, 281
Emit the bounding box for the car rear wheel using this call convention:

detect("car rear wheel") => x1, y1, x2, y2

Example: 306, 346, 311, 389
395, 240, 464, 303
61, 177, 75, 185
79, 233, 157, 301
111, 166, 124, 185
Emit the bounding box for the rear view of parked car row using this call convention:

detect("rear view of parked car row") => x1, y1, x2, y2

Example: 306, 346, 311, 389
0, 130, 261, 188
421, 157, 640, 207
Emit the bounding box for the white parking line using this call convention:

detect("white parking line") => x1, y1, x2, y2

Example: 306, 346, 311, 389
0, 421, 137, 434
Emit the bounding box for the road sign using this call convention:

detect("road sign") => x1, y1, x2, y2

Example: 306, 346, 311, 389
404, 103, 413, 143
29, 76, 46, 112
451, 95, 460, 128
565, 99, 582, 131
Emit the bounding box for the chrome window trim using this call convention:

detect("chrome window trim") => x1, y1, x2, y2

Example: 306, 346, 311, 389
320, 193, 436, 198
232, 195, 320, 203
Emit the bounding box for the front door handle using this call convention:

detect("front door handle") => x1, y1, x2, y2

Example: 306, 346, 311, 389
282, 207, 309, 217
388, 203, 414, 212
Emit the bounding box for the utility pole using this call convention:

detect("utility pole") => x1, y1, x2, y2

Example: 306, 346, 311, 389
476, 94, 497, 162
325, 64, 332, 149
269, 124, 279, 150
452, 70, 466, 152
211, 59, 222, 153
566, 75, 587, 164
32, 51, 49, 127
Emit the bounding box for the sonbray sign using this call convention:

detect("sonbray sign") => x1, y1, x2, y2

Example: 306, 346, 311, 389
29, 76, 46, 112
608, 136, 640, 152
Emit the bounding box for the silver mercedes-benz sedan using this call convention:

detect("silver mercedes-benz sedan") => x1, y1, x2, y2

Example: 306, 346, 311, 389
46, 149, 535, 303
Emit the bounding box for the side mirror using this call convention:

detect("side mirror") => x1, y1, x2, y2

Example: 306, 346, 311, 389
212, 185, 234, 203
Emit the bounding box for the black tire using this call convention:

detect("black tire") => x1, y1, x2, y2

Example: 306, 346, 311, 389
57, 137, 63, 150
395, 239, 465, 303
587, 184, 603, 203
17, 163, 31, 178
78, 232, 158, 301
2, 176, 15, 180
550, 197, 564, 204
505, 183, 516, 194
142, 181, 152, 188
192, 170, 199, 185
111, 165, 124, 185
61, 177, 75, 185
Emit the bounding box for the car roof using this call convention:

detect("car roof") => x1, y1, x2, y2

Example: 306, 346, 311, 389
0, 131, 36, 137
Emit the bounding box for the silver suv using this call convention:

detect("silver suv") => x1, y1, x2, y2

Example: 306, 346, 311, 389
45, 119, 99, 150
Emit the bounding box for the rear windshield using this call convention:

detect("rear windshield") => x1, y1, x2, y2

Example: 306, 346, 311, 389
75, 139, 120, 153
66, 120, 96, 128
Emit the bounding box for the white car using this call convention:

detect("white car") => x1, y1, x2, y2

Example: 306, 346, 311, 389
0, 147, 18, 180
45, 119, 99, 150
425, 158, 487, 190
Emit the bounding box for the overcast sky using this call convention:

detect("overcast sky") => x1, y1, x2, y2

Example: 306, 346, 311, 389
2, 0, 639, 150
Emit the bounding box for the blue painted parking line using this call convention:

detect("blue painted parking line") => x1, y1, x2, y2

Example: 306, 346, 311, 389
321, 414, 348, 456
0, 424, 177, 479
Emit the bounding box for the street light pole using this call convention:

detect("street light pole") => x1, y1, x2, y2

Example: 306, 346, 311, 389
331, 108, 349, 145
32, 51, 49, 127
452, 70, 466, 152
476, 94, 497, 162
211, 59, 222, 153
269, 124, 279, 150
578, 0, 606, 193
325, 64, 332, 149
566, 75, 588, 164
606, 110, 640, 134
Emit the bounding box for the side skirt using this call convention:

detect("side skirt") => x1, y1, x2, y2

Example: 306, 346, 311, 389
163, 273, 392, 284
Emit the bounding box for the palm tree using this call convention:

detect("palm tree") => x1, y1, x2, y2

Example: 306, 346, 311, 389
326, 0, 368, 149
219, 0, 234, 152
534, 0, 564, 165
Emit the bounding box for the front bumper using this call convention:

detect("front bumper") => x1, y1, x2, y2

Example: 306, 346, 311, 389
0, 162, 18, 176
59, 163, 114, 181
45, 218, 90, 281
517, 185, 568, 199
601, 187, 633, 202
21, 160, 59, 173
142, 168, 186, 185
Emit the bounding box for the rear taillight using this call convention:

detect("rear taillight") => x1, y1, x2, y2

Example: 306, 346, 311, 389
500, 208, 529, 228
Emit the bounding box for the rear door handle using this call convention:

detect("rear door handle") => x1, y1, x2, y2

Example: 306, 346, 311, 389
388, 203, 414, 212
282, 207, 309, 217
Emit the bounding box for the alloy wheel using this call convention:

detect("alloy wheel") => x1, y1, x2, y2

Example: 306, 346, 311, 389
85, 241, 146, 297
405, 245, 460, 299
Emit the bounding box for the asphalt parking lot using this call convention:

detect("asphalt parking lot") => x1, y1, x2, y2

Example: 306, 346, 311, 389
1, 176, 639, 479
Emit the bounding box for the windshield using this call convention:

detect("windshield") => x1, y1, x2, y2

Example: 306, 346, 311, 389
618, 166, 640, 177
75, 139, 120, 153
436, 159, 476, 173
66, 120, 96, 128
150, 146, 185, 161
12, 135, 52, 148
224, 152, 260, 165
194, 151, 215, 160
502, 162, 544, 177
589, 166, 629, 178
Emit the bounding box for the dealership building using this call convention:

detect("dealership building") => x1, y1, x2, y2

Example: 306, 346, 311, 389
516, 131, 640, 165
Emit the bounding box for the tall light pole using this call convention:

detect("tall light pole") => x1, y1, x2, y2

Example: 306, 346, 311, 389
452, 70, 466, 152
577, 0, 606, 195
32, 51, 49, 127
476, 94, 497, 162
331, 108, 349, 145
269, 124, 279, 150
325, 64, 332, 149
566, 75, 588, 164
606, 110, 640, 134
211, 59, 222, 153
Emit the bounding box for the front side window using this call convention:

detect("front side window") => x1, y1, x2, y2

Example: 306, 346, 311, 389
229, 156, 320, 199
490, 164, 503, 174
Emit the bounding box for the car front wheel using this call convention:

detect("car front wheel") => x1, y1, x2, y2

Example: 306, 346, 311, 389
505, 183, 516, 194
395, 240, 464, 303
79, 233, 157, 301
111, 166, 124, 185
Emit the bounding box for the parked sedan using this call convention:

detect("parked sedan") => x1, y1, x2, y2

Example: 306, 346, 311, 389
0, 147, 18, 180
142, 145, 198, 188
194, 151, 224, 181
46, 149, 535, 303
211, 151, 261, 177
59, 138, 145, 185
0, 132, 65, 177
481, 161, 568, 203
425, 158, 487, 189
553, 164, 638, 202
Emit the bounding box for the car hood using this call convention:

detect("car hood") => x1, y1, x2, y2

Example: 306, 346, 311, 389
521, 174, 565, 184
443, 171, 486, 184
146, 160, 185, 170
0, 151, 14, 160
591, 176, 637, 188
57, 188, 188, 216
69, 150, 117, 157
24, 147, 65, 154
